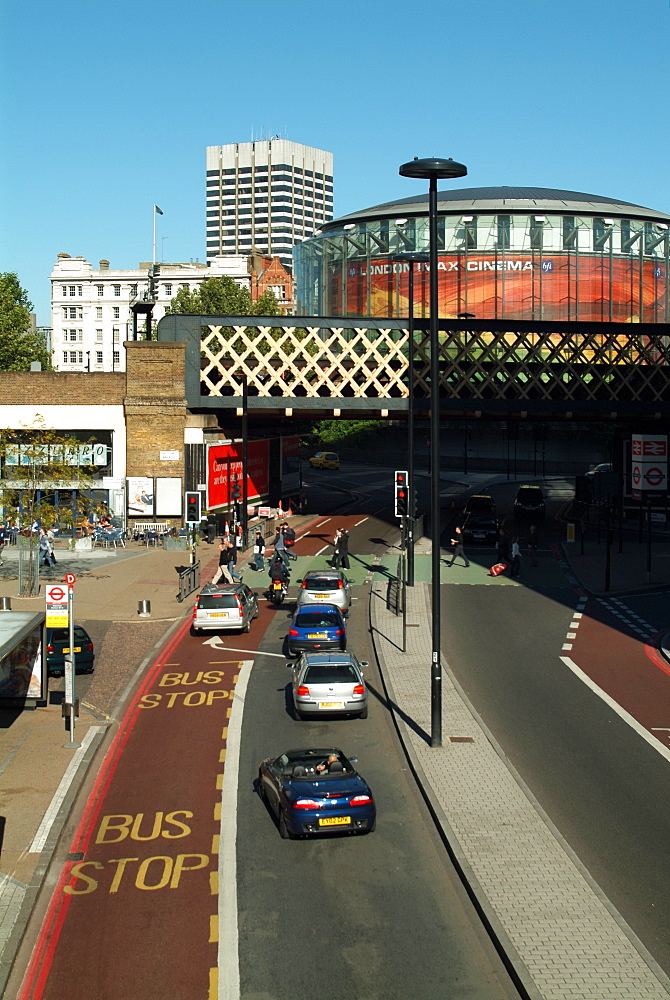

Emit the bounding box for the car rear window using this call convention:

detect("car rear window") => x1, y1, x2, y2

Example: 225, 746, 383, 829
198, 595, 238, 609
304, 663, 358, 683
304, 577, 337, 591
295, 611, 340, 628
517, 488, 542, 500
49, 627, 89, 641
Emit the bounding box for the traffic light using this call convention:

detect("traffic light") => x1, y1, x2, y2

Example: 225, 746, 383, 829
185, 491, 201, 523
394, 470, 408, 518
412, 488, 419, 517
231, 476, 242, 502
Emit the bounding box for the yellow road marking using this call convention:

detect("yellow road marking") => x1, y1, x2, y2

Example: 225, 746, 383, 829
211, 833, 220, 854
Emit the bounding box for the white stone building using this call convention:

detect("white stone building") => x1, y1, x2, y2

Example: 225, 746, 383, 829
205, 138, 333, 270
50, 254, 251, 372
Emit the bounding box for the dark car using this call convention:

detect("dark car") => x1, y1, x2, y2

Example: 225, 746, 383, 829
287, 603, 347, 656
46, 626, 95, 676
513, 484, 546, 518
462, 513, 499, 544
464, 494, 496, 517
258, 747, 376, 838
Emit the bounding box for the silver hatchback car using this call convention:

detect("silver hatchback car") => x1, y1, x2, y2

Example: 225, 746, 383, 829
191, 583, 259, 634
296, 569, 353, 613
288, 651, 369, 719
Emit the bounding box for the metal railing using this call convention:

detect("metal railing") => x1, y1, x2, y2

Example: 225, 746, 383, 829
177, 561, 200, 603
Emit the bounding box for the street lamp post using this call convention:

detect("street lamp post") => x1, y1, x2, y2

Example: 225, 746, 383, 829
399, 157, 467, 748
392, 251, 429, 587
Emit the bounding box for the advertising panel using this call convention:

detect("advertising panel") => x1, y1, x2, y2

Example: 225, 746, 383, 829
281, 435, 301, 495
127, 477, 154, 516
0, 617, 44, 701
342, 254, 666, 323
207, 440, 269, 510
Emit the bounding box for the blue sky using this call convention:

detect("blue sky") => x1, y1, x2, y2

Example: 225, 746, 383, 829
1, 0, 668, 325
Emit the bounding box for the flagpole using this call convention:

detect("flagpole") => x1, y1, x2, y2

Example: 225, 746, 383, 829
153, 206, 157, 266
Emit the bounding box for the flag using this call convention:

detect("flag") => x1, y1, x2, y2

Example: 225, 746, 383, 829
155, 205, 163, 215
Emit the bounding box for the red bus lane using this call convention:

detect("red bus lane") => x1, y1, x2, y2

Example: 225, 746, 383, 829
567, 614, 670, 754
18, 597, 278, 1000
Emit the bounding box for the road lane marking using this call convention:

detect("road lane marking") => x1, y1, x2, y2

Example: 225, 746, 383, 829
29, 727, 101, 854
560, 656, 670, 764
217, 658, 252, 1000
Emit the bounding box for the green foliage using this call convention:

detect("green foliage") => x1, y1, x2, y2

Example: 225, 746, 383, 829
0, 417, 100, 530
165, 274, 280, 318
309, 419, 390, 450
0, 272, 52, 371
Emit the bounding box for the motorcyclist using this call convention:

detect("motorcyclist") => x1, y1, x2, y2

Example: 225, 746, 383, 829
268, 556, 290, 586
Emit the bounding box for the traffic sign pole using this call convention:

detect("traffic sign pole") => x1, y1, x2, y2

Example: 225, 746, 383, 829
63, 578, 80, 749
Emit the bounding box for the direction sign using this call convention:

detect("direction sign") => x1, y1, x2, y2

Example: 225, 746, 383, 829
64, 573, 76, 586
46, 584, 69, 627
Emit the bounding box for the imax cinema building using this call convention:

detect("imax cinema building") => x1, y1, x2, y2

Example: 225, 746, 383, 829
294, 186, 670, 324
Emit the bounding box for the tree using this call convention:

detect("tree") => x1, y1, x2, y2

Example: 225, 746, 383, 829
164, 275, 280, 318
0, 272, 52, 371
0, 417, 101, 594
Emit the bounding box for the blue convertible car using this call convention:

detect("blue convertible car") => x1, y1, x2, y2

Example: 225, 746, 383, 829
258, 747, 376, 839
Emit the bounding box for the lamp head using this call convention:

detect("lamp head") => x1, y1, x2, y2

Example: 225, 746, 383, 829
392, 252, 430, 264
399, 157, 467, 180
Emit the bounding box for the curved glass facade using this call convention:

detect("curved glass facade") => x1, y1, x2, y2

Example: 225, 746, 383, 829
294, 209, 670, 323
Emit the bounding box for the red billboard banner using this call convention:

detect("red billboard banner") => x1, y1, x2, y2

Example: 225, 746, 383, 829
339, 254, 666, 323
207, 440, 269, 510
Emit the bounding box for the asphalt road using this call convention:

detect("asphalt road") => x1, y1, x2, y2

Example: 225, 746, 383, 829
236, 527, 521, 1000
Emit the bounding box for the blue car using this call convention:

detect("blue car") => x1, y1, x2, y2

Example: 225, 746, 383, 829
287, 602, 347, 656
258, 747, 376, 838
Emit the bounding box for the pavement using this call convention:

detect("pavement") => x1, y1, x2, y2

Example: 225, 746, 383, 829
1, 513, 670, 998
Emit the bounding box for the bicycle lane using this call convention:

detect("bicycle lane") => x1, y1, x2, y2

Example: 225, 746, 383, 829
16, 600, 278, 1000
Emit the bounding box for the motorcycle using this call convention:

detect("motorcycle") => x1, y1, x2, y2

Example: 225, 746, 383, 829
270, 579, 287, 605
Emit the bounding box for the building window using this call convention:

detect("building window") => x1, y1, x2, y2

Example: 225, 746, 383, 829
113, 328, 120, 343
96, 351, 103, 365
62, 286, 67, 296
78, 286, 83, 296
113, 284, 121, 296
130, 284, 137, 295
77, 351, 83, 363
96, 329, 103, 342
562, 216, 577, 249
69, 285, 76, 296
164, 283, 172, 296
97, 285, 104, 296
96, 307, 103, 319
69, 351, 78, 363
113, 307, 120, 319
68, 329, 80, 342
62, 352, 68, 365
530, 217, 545, 250
496, 215, 511, 249
113, 351, 120, 365
593, 218, 612, 251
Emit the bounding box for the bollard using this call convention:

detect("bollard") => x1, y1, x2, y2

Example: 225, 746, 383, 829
0, 596, 11, 611
138, 599, 152, 618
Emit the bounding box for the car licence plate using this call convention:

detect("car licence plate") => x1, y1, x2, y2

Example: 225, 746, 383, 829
307, 632, 327, 639
62, 646, 81, 654
474, 533, 485, 539
319, 816, 351, 827
210, 613, 228, 618
318, 702, 344, 710
313, 593, 330, 599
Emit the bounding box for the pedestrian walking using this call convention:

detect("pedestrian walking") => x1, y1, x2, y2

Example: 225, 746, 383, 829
227, 540, 242, 581
252, 530, 265, 571
510, 536, 521, 578
282, 523, 297, 560
38, 528, 56, 567
448, 525, 470, 567
528, 525, 539, 566
271, 526, 291, 569
496, 529, 511, 566
338, 529, 350, 570
331, 529, 343, 569
235, 525, 244, 555
211, 542, 233, 585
